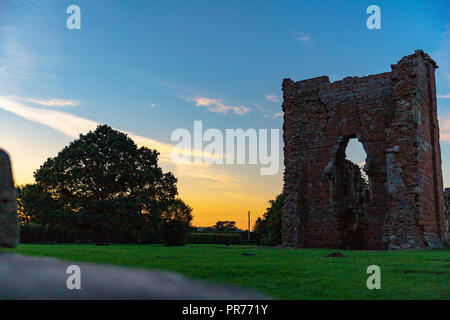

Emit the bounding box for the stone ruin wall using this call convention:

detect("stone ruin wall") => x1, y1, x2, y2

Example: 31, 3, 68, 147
445, 188, 450, 222
282, 50, 448, 250
0, 149, 19, 248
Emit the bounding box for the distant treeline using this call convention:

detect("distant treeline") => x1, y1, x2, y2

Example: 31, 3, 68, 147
188, 232, 259, 245
19, 228, 260, 245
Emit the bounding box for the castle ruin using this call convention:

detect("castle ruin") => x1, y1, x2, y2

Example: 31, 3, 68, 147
281, 50, 448, 250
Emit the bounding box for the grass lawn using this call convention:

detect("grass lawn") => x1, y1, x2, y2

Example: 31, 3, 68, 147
3, 244, 449, 299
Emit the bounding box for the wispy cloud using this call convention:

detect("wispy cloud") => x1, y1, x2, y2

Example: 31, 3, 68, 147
433, 26, 450, 96
272, 112, 283, 119
183, 96, 250, 115
0, 17, 65, 95
439, 116, 450, 143
433, 26, 450, 144
24, 98, 80, 107
0, 96, 96, 138
294, 32, 313, 43
0, 32, 35, 93
265, 95, 280, 103
149, 103, 157, 108
0, 96, 175, 162
130, 71, 251, 116
254, 102, 283, 120
182, 169, 240, 185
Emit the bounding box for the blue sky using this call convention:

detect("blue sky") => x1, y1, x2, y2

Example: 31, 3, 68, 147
0, 0, 449, 227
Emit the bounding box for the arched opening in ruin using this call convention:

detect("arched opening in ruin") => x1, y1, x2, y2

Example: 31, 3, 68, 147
332, 136, 369, 249
326, 136, 369, 204
345, 138, 369, 192
324, 135, 374, 248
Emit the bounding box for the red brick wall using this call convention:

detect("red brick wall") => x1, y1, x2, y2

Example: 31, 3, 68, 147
444, 188, 450, 225
282, 50, 448, 249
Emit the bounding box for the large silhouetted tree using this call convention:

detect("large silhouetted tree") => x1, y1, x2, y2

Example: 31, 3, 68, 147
32, 125, 178, 243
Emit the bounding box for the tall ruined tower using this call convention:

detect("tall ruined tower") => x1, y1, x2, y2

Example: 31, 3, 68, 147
282, 50, 448, 250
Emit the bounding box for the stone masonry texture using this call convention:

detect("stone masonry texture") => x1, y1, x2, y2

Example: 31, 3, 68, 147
0, 149, 19, 248
282, 50, 448, 250
445, 188, 450, 223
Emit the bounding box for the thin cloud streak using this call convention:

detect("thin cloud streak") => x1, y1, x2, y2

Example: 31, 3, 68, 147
294, 32, 314, 43
129, 71, 251, 116
183, 96, 250, 115
0, 96, 97, 138
439, 116, 450, 143
0, 96, 190, 162
24, 98, 80, 107
265, 95, 280, 103
272, 112, 283, 119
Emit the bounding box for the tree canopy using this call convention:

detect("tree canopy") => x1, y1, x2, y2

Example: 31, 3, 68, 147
211, 221, 238, 232
19, 125, 189, 244
161, 199, 193, 246
253, 194, 283, 245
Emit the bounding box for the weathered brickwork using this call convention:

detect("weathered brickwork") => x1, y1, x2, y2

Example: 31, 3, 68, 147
445, 188, 450, 223
282, 50, 448, 250
0, 149, 19, 247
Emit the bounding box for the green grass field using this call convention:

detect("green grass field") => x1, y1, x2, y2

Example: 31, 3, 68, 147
3, 244, 449, 299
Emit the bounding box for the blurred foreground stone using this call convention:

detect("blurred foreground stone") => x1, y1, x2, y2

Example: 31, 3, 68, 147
0, 252, 269, 300
0, 149, 19, 248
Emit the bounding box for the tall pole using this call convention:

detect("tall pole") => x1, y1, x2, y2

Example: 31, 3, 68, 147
248, 211, 250, 241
